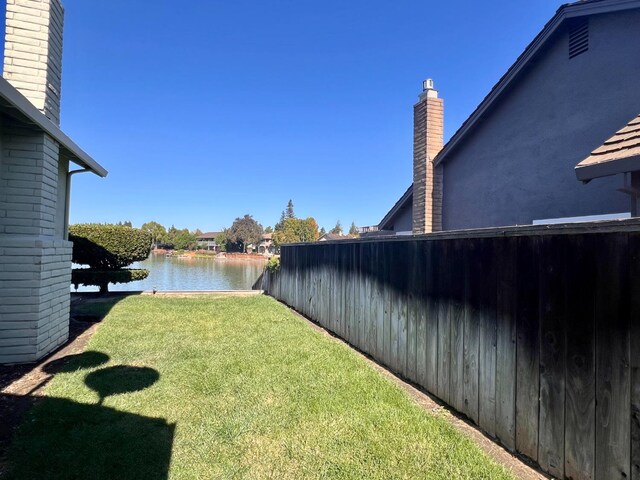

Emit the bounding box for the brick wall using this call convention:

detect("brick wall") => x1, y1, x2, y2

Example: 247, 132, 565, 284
3, 0, 65, 125
412, 89, 444, 234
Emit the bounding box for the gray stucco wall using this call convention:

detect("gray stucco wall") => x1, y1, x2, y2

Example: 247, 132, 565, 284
391, 201, 413, 232
442, 10, 640, 230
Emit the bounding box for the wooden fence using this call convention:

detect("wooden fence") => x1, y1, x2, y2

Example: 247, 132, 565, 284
259, 221, 640, 480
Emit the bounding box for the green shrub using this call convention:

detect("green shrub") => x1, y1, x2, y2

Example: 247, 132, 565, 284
71, 269, 149, 292
70, 224, 152, 269
266, 256, 280, 273
69, 224, 152, 293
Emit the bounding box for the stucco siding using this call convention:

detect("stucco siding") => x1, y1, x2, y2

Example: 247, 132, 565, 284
442, 10, 640, 230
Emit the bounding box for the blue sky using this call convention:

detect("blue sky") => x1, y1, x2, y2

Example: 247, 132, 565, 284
63, 0, 561, 232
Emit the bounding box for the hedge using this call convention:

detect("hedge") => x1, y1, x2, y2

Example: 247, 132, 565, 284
70, 224, 152, 270
71, 269, 149, 292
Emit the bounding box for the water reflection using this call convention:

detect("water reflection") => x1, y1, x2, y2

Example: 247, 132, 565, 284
75, 254, 266, 292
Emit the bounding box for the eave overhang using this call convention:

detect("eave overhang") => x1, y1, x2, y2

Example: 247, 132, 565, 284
0, 76, 107, 177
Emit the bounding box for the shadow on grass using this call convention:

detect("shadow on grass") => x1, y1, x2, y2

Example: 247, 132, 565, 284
2, 352, 174, 480
70, 292, 143, 324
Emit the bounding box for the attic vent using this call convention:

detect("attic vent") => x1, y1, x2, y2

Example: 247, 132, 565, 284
569, 19, 589, 59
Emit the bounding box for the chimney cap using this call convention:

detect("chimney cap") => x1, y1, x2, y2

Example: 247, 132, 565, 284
419, 78, 438, 100
423, 78, 435, 91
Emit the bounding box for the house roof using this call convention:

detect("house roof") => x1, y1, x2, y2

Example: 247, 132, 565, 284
378, 185, 413, 230
0, 76, 107, 177
434, 0, 640, 167
197, 232, 222, 239
262, 233, 273, 240
575, 114, 640, 181
319, 233, 348, 241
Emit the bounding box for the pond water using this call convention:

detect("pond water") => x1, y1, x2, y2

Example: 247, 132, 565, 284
74, 253, 266, 292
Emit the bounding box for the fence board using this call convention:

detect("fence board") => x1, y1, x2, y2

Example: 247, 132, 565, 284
437, 240, 451, 404
595, 233, 630, 480
463, 240, 480, 423
495, 236, 517, 451
538, 236, 566, 478
630, 233, 640, 480
406, 241, 419, 383
422, 240, 437, 394
416, 241, 428, 388
515, 235, 540, 461
449, 239, 466, 413
478, 237, 497, 437
564, 234, 596, 480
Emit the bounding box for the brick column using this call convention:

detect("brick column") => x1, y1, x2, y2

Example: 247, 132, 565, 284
412, 80, 444, 234
4, 0, 65, 125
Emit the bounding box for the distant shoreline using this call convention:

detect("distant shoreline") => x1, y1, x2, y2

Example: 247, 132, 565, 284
152, 250, 268, 262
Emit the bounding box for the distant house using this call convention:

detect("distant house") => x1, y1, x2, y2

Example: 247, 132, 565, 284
377, 0, 640, 235
0, 0, 107, 364
319, 233, 349, 242
258, 233, 275, 255
196, 231, 222, 251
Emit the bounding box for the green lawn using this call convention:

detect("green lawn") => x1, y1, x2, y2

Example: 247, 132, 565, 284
5, 295, 515, 480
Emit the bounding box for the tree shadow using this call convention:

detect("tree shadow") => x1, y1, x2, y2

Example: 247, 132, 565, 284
1, 354, 174, 480
42, 351, 110, 375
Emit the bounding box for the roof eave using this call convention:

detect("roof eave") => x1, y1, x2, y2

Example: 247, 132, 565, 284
434, 0, 640, 167
0, 76, 107, 177
575, 154, 640, 182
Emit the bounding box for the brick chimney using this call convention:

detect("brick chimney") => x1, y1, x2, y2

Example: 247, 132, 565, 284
3, 0, 65, 125
412, 79, 444, 234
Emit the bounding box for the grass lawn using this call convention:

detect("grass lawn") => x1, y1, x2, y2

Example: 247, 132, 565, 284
5, 295, 515, 479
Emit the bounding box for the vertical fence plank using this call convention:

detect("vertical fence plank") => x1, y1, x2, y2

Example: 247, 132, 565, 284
495, 236, 517, 451
437, 240, 451, 404
564, 234, 596, 480
394, 242, 409, 377
478, 237, 497, 437
595, 233, 630, 480
406, 241, 418, 383
538, 235, 567, 478
463, 239, 480, 423
630, 232, 640, 480
375, 242, 385, 363
425, 240, 438, 393
515, 235, 540, 462
449, 239, 466, 413
389, 243, 401, 373
415, 241, 428, 389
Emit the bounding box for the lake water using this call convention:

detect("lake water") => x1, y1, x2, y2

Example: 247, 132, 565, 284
74, 254, 266, 292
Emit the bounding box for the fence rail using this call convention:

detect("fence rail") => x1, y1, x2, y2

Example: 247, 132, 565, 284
260, 221, 640, 480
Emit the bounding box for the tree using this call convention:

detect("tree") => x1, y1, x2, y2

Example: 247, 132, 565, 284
216, 231, 228, 252
330, 221, 342, 235
319, 227, 326, 237
264, 226, 273, 234
173, 228, 197, 250
141, 221, 167, 247
117, 220, 133, 228
286, 199, 295, 219
272, 217, 319, 247
348, 222, 359, 237
69, 224, 152, 293
227, 215, 263, 253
